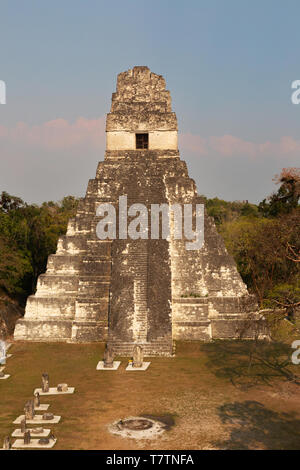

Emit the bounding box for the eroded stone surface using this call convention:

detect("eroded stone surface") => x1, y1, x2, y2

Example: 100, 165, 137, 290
24, 400, 35, 420
12, 428, 49, 438
34, 391, 40, 408
20, 418, 26, 434
96, 360, 121, 370
103, 343, 114, 368
109, 416, 167, 440
12, 438, 57, 449
132, 345, 143, 368
14, 66, 257, 353
24, 430, 31, 445
2, 436, 11, 449
57, 383, 68, 392
34, 386, 75, 395
13, 414, 61, 425
42, 373, 49, 393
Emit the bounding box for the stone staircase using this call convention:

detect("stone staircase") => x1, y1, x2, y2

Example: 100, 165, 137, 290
132, 243, 148, 343
108, 237, 173, 356
108, 336, 174, 357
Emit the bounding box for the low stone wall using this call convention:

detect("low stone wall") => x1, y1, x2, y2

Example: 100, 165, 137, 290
14, 319, 73, 341
172, 320, 211, 340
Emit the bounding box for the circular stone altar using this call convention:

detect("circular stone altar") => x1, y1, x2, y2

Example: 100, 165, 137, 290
108, 416, 167, 439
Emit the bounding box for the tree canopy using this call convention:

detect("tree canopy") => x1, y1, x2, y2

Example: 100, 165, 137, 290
0, 167, 298, 318
0, 194, 79, 302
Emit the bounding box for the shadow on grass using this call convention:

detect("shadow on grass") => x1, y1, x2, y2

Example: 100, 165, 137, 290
141, 414, 176, 430
201, 340, 299, 388
215, 400, 300, 450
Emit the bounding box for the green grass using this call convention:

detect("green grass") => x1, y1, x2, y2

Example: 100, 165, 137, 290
1, 340, 300, 450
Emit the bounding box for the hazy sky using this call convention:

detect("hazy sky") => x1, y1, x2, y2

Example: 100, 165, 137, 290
0, 0, 299, 204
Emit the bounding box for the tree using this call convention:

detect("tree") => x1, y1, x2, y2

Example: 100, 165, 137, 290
259, 168, 300, 217
220, 210, 300, 305
0, 194, 79, 301
0, 191, 26, 213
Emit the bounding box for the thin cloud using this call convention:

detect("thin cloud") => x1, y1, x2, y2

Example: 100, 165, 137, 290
178, 132, 207, 155
0, 117, 106, 151
0, 119, 300, 159
179, 133, 300, 158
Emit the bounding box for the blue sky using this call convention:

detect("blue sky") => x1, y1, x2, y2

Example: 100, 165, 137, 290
0, 0, 299, 203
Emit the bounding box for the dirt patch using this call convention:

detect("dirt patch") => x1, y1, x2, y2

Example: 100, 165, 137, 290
141, 414, 175, 430
109, 416, 167, 439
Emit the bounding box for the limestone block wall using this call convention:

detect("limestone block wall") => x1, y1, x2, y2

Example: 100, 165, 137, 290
163, 161, 255, 341
14, 176, 114, 342
106, 153, 173, 355
106, 66, 178, 153
14, 66, 258, 349
106, 130, 178, 151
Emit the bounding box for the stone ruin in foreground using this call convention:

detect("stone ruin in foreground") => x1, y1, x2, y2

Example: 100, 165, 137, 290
14, 66, 257, 355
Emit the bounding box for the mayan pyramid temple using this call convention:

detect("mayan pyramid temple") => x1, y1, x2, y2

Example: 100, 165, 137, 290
14, 66, 256, 355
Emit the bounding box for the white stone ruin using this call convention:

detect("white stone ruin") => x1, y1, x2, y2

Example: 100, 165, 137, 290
96, 343, 121, 370
24, 399, 35, 420
57, 383, 68, 392
2, 436, 12, 450
13, 413, 61, 425
0, 367, 10, 380
13, 399, 61, 426
14, 402, 61, 425
24, 430, 31, 445
0, 340, 6, 365
0, 341, 10, 379
12, 426, 51, 438
34, 373, 75, 395
12, 435, 57, 449
126, 345, 150, 371
33, 391, 50, 411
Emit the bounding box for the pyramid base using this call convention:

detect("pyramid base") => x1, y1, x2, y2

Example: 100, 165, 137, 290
14, 318, 107, 343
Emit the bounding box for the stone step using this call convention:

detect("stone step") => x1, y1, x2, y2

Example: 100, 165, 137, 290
109, 346, 173, 357
108, 338, 173, 357
37, 274, 79, 295
112, 344, 171, 347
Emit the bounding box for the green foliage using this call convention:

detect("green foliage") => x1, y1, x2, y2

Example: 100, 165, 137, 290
264, 282, 300, 306
263, 282, 300, 322
203, 170, 299, 309
219, 210, 299, 305
0, 167, 298, 319
263, 310, 300, 343
258, 168, 300, 217
0, 192, 79, 301
0, 238, 33, 296
0, 191, 26, 213
200, 195, 259, 225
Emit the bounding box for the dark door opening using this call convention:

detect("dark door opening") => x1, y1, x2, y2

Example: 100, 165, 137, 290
136, 133, 149, 149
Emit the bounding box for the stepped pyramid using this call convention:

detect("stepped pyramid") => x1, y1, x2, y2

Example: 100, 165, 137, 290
14, 66, 256, 355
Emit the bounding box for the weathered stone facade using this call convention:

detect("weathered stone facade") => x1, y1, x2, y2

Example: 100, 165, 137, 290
14, 66, 257, 355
